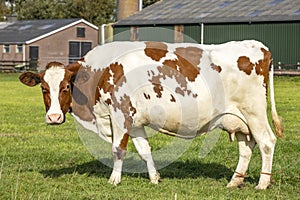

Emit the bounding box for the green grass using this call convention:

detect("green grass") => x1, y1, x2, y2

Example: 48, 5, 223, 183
0, 73, 299, 199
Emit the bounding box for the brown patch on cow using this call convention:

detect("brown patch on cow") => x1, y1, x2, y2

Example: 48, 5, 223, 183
175, 87, 184, 96
105, 98, 112, 105
211, 63, 222, 73
119, 94, 137, 131
40, 79, 50, 111
237, 56, 255, 75
144, 42, 168, 61
170, 94, 176, 102
152, 80, 164, 98
148, 46, 202, 98
255, 48, 272, 89
96, 62, 127, 102
119, 133, 129, 150
144, 93, 151, 100
174, 47, 202, 81
237, 48, 272, 92
45, 61, 64, 69
96, 63, 137, 136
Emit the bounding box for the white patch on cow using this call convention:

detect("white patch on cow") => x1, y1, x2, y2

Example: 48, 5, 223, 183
84, 42, 147, 71
108, 69, 114, 85
93, 101, 113, 143
44, 67, 65, 117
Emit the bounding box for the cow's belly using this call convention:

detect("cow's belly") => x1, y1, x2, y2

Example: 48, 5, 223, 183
131, 86, 217, 138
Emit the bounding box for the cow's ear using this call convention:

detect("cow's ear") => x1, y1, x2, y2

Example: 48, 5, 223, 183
19, 72, 41, 87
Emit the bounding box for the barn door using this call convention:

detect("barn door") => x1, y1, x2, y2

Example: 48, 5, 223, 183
29, 46, 39, 70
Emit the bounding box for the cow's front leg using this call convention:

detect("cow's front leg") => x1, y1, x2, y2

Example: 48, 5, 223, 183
109, 133, 129, 185
227, 132, 256, 188
131, 127, 161, 184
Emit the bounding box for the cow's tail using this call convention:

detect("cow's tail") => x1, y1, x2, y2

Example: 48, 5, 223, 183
269, 64, 284, 138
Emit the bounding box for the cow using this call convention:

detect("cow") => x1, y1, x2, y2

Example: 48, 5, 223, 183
19, 40, 283, 190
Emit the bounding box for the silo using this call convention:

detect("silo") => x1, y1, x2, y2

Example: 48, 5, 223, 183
117, 0, 140, 21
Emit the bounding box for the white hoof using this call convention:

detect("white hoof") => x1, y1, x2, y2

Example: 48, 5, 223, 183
255, 173, 272, 190
108, 171, 122, 185
149, 171, 161, 184
227, 180, 244, 188
255, 183, 270, 190
227, 176, 244, 188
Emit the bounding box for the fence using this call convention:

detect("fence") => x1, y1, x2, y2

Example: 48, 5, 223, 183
274, 63, 300, 76
0, 60, 38, 72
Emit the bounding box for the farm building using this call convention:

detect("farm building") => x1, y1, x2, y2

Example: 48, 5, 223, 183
0, 18, 98, 71
113, 0, 300, 68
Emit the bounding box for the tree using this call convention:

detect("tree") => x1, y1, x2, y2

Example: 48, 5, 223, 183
15, 0, 115, 27
0, 0, 13, 21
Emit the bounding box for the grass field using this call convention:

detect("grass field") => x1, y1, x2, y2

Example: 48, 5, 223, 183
0, 73, 299, 199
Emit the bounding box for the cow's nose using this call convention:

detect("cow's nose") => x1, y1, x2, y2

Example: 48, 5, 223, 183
46, 114, 63, 124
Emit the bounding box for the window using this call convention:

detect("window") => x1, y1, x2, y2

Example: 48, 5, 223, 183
77, 27, 85, 38
69, 41, 92, 63
3, 44, 10, 53
16, 44, 23, 53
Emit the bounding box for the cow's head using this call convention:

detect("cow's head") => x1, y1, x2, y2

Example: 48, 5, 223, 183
19, 61, 80, 125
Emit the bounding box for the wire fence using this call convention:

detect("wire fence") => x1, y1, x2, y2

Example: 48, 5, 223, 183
274, 63, 300, 76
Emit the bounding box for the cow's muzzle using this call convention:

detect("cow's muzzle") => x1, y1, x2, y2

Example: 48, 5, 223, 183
46, 113, 64, 125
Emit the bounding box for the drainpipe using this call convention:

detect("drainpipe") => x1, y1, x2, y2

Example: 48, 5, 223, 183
200, 23, 204, 44
139, 0, 143, 11
22, 43, 26, 69
101, 24, 106, 45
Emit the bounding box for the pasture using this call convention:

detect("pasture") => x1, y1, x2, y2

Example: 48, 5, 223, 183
0, 73, 299, 199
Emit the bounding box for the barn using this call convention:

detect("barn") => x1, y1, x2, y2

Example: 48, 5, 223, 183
0, 18, 98, 71
113, 0, 300, 69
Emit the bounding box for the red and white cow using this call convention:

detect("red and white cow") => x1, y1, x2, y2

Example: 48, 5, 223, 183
19, 40, 283, 189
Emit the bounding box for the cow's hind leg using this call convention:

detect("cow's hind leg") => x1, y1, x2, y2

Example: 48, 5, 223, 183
130, 126, 161, 184
243, 115, 277, 189
227, 132, 256, 188
253, 125, 277, 190
109, 133, 129, 185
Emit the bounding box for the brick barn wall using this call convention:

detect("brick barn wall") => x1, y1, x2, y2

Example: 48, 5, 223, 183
29, 22, 98, 70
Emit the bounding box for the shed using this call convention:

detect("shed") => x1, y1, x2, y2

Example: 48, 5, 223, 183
114, 0, 300, 67
0, 18, 98, 71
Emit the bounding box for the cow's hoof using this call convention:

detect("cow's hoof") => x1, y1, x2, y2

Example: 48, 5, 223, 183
255, 174, 272, 190
149, 172, 161, 184
227, 180, 244, 188
254, 183, 271, 190
108, 171, 121, 185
